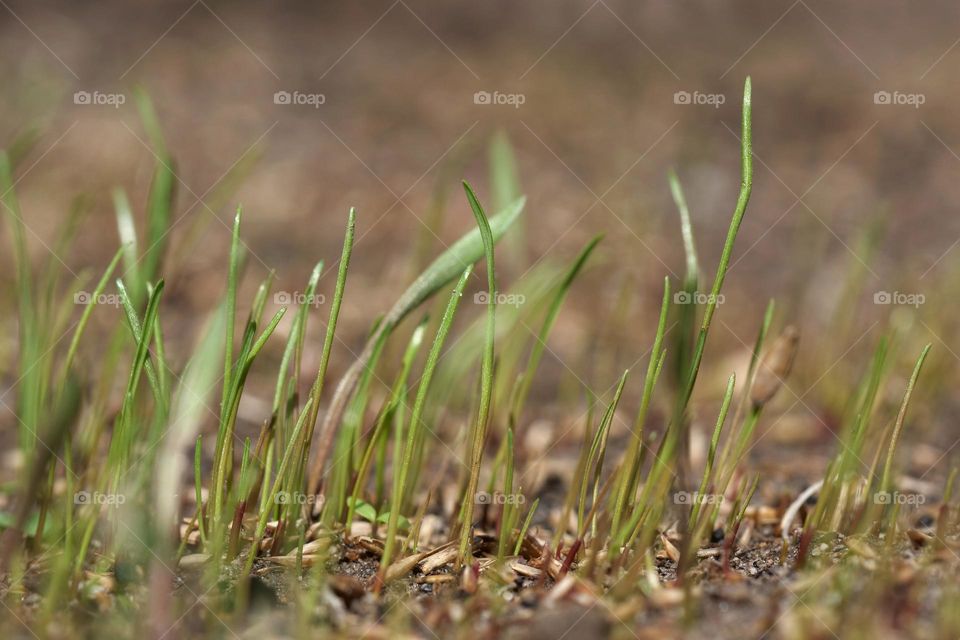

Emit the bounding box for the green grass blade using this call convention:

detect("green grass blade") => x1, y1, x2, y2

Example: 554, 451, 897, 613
303, 209, 357, 493
490, 131, 523, 257
62, 248, 123, 379
1, 151, 41, 451
880, 344, 932, 493
459, 181, 498, 564
513, 497, 540, 556
221, 207, 242, 420
678, 76, 752, 413
490, 131, 521, 215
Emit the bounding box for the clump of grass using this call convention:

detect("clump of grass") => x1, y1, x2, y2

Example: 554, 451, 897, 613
3, 74, 953, 640
795, 340, 932, 555
605, 77, 754, 573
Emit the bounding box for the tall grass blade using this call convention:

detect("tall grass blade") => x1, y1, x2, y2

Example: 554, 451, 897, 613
304, 209, 357, 494
459, 182, 498, 564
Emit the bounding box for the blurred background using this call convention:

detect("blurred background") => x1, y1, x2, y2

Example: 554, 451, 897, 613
2, 0, 959, 490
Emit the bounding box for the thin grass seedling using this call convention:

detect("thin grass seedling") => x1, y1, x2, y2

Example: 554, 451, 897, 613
458, 182, 498, 565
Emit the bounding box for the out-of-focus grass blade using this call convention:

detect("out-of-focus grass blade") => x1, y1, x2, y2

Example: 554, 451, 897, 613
62, 248, 124, 379
669, 169, 699, 288
156, 305, 226, 554
490, 131, 521, 214
134, 87, 167, 156
387, 195, 523, 326
143, 151, 175, 285
0, 375, 80, 573
669, 168, 699, 393
490, 131, 523, 257
133, 89, 175, 284
113, 188, 142, 303
880, 343, 932, 493
668, 169, 698, 490
0, 151, 41, 451
6, 127, 40, 170
512, 235, 601, 425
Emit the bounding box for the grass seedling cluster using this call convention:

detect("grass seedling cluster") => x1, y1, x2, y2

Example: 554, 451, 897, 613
0, 77, 953, 639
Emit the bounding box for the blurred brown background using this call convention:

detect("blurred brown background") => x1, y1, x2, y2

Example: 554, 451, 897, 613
2, 1, 959, 478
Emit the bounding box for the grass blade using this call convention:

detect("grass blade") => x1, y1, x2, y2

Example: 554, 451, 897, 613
458, 181, 498, 564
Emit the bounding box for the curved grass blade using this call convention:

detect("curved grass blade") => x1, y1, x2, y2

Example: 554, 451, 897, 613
880, 343, 932, 493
